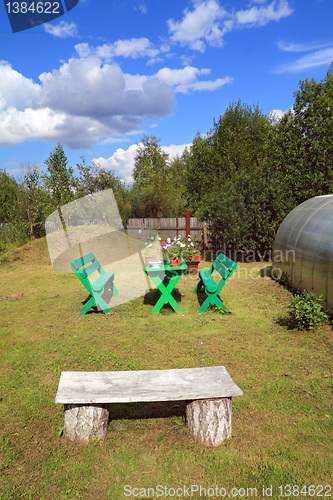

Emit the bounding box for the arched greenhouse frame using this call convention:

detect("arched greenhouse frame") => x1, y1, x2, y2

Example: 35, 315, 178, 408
272, 194, 333, 313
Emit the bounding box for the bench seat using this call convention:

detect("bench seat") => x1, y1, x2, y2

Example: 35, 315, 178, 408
91, 272, 115, 293
55, 366, 243, 446
198, 271, 218, 293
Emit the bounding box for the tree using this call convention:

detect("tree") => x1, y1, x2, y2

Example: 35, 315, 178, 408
76, 157, 131, 223
168, 154, 188, 215
19, 163, 52, 239
183, 133, 215, 214
200, 166, 293, 258
0, 169, 19, 223
43, 142, 76, 208
183, 101, 273, 214
131, 135, 173, 217
210, 100, 272, 178
76, 157, 121, 196
271, 64, 333, 205
133, 135, 169, 188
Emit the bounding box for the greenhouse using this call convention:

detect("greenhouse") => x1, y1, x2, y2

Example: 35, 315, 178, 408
272, 194, 333, 313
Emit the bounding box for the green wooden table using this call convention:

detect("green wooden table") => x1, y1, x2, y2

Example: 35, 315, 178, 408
143, 258, 188, 313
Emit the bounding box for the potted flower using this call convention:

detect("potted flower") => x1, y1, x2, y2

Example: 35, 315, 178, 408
161, 237, 186, 267
161, 236, 201, 268
144, 235, 163, 267
181, 237, 202, 273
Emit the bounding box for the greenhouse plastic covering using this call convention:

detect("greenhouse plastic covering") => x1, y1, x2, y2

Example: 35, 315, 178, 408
272, 194, 333, 312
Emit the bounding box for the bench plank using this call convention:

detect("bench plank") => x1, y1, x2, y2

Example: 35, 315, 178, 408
55, 366, 243, 404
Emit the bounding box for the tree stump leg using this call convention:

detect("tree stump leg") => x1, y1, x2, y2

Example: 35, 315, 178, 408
63, 403, 109, 443
186, 398, 232, 447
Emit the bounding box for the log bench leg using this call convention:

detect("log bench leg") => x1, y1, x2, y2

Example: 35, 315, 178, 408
186, 398, 232, 447
64, 404, 109, 443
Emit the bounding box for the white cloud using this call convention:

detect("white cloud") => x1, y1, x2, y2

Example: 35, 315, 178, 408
168, 0, 293, 51
168, 0, 226, 51
161, 143, 191, 159
0, 106, 113, 148
277, 40, 333, 52
156, 66, 211, 87
0, 61, 40, 110
38, 56, 175, 120
94, 143, 191, 183
156, 66, 233, 93
75, 42, 92, 58
274, 46, 333, 73
268, 108, 286, 124
94, 144, 139, 184
75, 38, 162, 62
125, 66, 232, 94
179, 77, 232, 93
138, 4, 148, 14
0, 39, 230, 149
235, 1, 293, 27
44, 20, 78, 38
0, 56, 176, 148
112, 38, 159, 59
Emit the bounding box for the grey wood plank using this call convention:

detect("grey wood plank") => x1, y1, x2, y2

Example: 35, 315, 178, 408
55, 366, 243, 404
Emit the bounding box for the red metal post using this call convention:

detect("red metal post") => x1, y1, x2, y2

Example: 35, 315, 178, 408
186, 210, 190, 239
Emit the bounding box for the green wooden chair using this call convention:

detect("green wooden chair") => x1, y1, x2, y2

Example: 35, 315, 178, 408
70, 252, 119, 315
193, 252, 236, 312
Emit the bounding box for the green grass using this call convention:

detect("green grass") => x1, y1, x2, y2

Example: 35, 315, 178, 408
0, 238, 332, 499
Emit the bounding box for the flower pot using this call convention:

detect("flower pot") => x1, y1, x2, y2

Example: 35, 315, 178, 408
145, 256, 154, 267
150, 260, 163, 268
170, 257, 181, 267
185, 260, 200, 274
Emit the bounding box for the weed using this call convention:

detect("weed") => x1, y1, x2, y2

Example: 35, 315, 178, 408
209, 304, 231, 314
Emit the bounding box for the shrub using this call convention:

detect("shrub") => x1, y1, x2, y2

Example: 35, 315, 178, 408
287, 289, 331, 330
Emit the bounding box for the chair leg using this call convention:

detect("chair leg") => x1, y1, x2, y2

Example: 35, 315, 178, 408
78, 296, 96, 316
197, 296, 211, 313
210, 295, 226, 309
94, 293, 111, 314
193, 279, 203, 292
197, 294, 225, 313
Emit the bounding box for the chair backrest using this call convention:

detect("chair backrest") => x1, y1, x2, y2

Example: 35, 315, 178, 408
70, 253, 102, 278
210, 252, 236, 292
212, 259, 230, 279
216, 252, 236, 270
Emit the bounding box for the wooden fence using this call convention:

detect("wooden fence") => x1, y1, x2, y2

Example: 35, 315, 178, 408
126, 217, 205, 243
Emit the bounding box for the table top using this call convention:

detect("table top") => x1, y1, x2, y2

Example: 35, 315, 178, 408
143, 258, 188, 273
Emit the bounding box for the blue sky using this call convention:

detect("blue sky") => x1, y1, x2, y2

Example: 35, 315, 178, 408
1, 0, 333, 184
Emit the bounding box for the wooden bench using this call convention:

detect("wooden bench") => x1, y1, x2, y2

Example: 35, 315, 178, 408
70, 252, 119, 315
193, 252, 236, 312
55, 366, 243, 446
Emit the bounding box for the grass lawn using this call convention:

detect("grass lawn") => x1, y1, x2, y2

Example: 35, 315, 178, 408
0, 238, 332, 499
